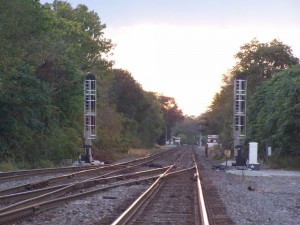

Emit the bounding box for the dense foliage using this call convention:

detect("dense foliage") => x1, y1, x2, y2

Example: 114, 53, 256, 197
110, 69, 164, 148
156, 96, 184, 145
234, 39, 299, 96
173, 116, 200, 145
0, 0, 182, 166
201, 38, 299, 158
247, 65, 300, 157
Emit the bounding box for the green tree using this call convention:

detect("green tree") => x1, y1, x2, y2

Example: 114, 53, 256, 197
34, 1, 113, 162
0, 65, 47, 161
137, 92, 164, 147
111, 69, 145, 120
234, 38, 299, 96
200, 74, 233, 148
0, 0, 48, 162
203, 39, 299, 149
157, 95, 184, 145
247, 65, 300, 157
110, 69, 164, 148
173, 116, 199, 145
0, 0, 114, 164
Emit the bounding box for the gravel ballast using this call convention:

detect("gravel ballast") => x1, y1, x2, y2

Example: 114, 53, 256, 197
197, 147, 300, 225
3, 147, 299, 225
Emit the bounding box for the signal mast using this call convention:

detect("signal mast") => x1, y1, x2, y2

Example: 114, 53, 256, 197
74, 74, 100, 166
233, 74, 247, 157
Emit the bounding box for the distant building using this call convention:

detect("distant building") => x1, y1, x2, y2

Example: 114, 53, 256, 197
207, 135, 218, 147
172, 136, 181, 145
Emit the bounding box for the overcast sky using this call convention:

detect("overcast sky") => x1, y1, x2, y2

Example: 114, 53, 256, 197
41, 0, 300, 115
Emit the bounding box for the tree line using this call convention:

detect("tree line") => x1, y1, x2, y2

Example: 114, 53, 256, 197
2, 0, 299, 167
174, 39, 300, 168
199, 38, 299, 165
0, 0, 183, 166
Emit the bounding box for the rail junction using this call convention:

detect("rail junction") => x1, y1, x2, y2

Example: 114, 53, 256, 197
0, 146, 233, 225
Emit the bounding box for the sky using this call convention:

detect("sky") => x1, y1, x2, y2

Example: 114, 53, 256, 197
41, 0, 300, 116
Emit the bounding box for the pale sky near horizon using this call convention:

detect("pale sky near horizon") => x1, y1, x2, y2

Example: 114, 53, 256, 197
41, 0, 300, 116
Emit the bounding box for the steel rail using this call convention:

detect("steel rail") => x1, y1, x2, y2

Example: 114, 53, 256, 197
0, 164, 125, 196
0, 147, 175, 178
111, 167, 195, 225
0, 147, 177, 183
0, 166, 98, 178
0, 163, 169, 213
193, 155, 210, 225
0, 148, 184, 225
111, 147, 190, 225
0, 175, 159, 225
0, 166, 170, 205
0, 185, 66, 204
0, 156, 159, 197
0, 164, 127, 183
0, 167, 192, 225
0, 168, 191, 225
0, 163, 135, 196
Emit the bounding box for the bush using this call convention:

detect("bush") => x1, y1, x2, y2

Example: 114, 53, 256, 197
268, 155, 300, 170
0, 161, 17, 172
32, 160, 55, 169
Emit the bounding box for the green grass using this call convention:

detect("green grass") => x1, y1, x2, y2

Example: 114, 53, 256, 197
0, 160, 56, 172
128, 146, 162, 157
0, 161, 16, 172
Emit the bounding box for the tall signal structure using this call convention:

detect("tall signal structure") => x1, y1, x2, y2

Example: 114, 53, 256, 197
233, 74, 247, 157
83, 74, 96, 163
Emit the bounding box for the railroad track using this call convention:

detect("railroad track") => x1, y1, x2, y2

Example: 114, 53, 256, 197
197, 168, 234, 224
0, 146, 234, 225
0, 147, 176, 183
114, 168, 199, 225
0, 166, 102, 182
194, 151, 234, 225
0, 147, 183, 224
0, 148, 181, 207
110, 148, 208, 225
0, 159, 153, 197
0, 147, 180, 195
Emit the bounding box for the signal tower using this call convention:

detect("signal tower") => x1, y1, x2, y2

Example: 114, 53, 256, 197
83, 74, 96, 163
233, 74, 247, 157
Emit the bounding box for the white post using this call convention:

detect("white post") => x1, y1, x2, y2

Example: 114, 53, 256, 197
267, 147, 272, 156
249, 142, 258, 164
